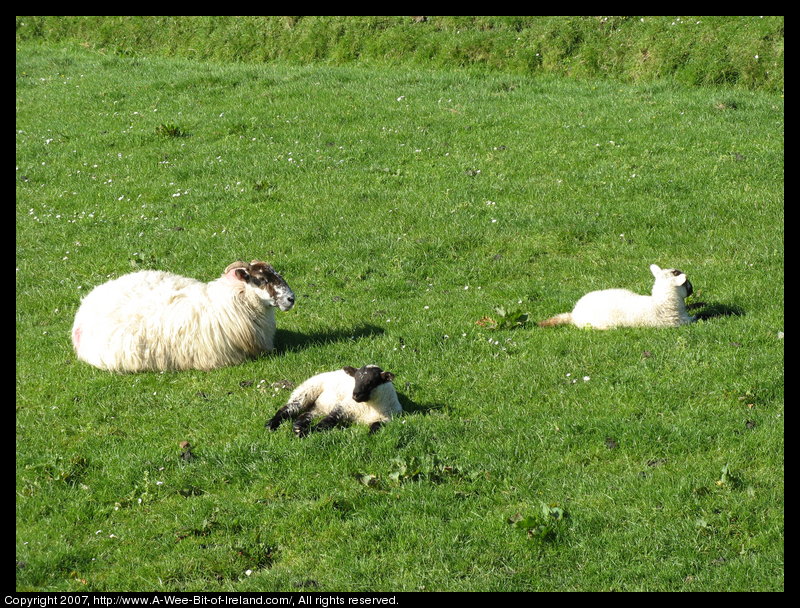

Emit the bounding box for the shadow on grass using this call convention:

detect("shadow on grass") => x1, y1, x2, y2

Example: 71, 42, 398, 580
398, 394, 446, 416
274, 324, 385, 355
688, 301, 745, 321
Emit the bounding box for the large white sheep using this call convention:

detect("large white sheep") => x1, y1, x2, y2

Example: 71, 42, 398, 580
539, 264, 695, 329
71, 260, 295, 372
266, 365, 403, 436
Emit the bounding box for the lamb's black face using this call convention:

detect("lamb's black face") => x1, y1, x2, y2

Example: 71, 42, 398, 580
343, 365, 396, 402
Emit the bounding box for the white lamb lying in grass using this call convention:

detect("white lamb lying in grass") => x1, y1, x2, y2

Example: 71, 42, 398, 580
539, 264, 695, 329
266, 365, 403, 436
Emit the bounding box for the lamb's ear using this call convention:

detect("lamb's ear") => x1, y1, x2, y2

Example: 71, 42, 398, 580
343, 366, 357, 377
674, 274, 687, 286
650, 264, 662, 276
381, 371, 396, 383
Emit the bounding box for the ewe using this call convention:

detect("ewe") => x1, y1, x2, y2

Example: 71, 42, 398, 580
539, 264, 695, 329
72, 260, 295, 372
267, 365, 403, 436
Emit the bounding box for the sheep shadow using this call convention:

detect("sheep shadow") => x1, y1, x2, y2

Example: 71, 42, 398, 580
274, 324, 385, 355
688, 301, 745, 321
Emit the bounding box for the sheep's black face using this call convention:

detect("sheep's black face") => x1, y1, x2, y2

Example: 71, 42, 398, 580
344, 365, 396, 402
229, 260, 295, 311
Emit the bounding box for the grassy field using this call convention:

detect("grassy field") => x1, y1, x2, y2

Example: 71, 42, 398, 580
16, 40, 783, 592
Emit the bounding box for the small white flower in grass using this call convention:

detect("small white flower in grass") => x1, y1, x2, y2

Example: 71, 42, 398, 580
583, 376, 591, 382
397, 96, 405, 101
245, 570, 253, 577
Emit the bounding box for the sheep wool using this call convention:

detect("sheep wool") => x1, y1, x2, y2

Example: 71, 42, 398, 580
539, 264, 695, 330
267, 365, 403, 436
72, 260, 295, 372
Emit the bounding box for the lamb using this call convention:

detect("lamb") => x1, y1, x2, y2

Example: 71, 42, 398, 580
267, 365, 403, 436
538, 264, 695, 329
71, 260, 295, 372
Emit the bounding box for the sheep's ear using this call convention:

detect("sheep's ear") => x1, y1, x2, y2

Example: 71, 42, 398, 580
223, 266, 249, 282
674, 274, 687, 286
224, 261, 249, 281
343, 366, 357, 377
650, 264, 662, 276
381, 371, 395, 383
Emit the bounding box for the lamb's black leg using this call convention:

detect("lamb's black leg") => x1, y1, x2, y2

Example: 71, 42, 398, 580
292, 412, 314, 438
368, 421, 385, 435
312, 407, 348, 433
266, 401, 301, 431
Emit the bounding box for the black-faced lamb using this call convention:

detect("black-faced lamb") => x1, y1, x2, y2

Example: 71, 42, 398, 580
71, 260, 295, 372
538, 264, 695, 329
266, 365, 403, 436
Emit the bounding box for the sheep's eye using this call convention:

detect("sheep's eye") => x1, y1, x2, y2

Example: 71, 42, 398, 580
671, 270, 682, 276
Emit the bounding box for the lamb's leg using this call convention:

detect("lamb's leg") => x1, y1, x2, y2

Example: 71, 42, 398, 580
368, 421, 384, 434
266, 400, 303, 431
292, 412, 315, 438
312, 407, 349, 433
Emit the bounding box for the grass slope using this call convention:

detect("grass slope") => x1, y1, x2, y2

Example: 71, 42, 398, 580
15, 16, 784, 92
16, 43, 783, 592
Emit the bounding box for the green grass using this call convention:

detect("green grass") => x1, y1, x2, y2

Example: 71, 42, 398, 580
16, 16, 784, 92
16, 42, 783, 592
